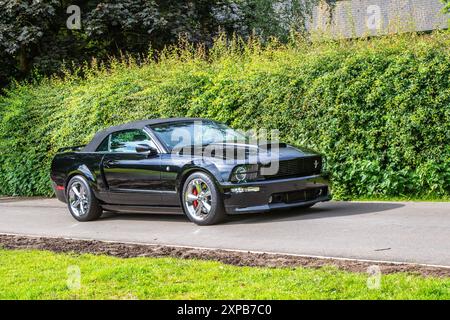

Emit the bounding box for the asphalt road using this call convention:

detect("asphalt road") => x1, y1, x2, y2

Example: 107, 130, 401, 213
0, 198, 449, 266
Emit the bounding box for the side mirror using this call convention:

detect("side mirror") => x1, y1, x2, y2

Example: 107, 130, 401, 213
136, 144, 158, 156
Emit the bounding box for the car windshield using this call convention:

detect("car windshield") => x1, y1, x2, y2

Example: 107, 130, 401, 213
149, 120, 247, 151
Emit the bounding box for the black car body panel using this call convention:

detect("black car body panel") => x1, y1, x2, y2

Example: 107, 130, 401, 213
220, 174, 329, 214
50, 118, 331, 215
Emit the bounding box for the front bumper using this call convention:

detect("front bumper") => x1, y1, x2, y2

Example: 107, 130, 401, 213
219, 174, 331, 214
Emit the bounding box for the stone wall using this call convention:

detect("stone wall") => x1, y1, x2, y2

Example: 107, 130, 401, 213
309, 0, 449, 37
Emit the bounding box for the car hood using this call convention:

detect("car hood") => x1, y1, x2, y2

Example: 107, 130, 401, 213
176, 142, 320, 164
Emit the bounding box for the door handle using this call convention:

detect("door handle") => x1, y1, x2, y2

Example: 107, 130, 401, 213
103, 159, 115, 168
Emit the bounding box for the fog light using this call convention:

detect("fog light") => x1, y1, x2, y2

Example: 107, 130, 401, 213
230, 187, 260, 193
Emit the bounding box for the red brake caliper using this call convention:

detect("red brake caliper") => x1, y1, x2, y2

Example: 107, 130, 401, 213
192, 187, 198, 208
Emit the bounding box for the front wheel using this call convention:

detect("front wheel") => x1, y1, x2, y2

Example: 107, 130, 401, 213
181, 172, 226, 225
66, 175, 103, 221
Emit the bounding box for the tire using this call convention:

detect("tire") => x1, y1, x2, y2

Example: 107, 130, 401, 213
66, 175, 103, 222
181, 171, 226, 225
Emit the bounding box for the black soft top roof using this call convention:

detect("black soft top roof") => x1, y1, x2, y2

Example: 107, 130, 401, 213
83, 117, 208, 152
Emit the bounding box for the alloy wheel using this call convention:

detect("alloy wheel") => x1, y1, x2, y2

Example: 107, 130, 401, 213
68, 181, 89, 217
184, 178, 212, 220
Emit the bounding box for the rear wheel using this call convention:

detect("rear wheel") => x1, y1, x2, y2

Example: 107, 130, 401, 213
181, 172, 226, 225
66, 175, 103, 221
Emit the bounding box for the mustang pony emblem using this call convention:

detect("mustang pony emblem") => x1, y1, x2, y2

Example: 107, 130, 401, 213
314, 160, 319, 169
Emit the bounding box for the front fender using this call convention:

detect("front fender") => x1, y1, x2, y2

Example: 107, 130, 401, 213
176, 160, 231, 193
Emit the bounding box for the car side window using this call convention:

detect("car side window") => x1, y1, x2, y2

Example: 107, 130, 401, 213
109, 129, 157, 153
96, 137, 109, 152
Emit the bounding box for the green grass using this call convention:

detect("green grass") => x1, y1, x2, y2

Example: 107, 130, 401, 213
0, 249, 449, 299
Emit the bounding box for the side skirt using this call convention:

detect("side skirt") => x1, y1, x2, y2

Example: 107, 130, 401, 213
101, 204, 183, 215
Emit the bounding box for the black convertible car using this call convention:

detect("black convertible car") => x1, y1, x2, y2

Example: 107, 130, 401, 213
51, 118, 330, 225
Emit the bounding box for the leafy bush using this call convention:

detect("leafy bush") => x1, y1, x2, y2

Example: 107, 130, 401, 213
1, 32, 449, 199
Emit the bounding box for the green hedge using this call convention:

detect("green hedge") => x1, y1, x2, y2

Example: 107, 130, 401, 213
1, 33, 449, 199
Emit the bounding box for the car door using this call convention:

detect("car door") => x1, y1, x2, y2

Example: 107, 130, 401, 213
101, 129, 163, 205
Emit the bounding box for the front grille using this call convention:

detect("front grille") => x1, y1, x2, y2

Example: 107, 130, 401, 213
271, 186, 328, 204
260, 156, 322, 179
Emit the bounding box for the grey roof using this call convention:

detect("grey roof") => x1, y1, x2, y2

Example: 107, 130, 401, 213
83, 117, 208, 152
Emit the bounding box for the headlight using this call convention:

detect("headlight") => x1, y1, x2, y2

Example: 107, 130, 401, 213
234, 166, 247, 182
230, 164, 258, 183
